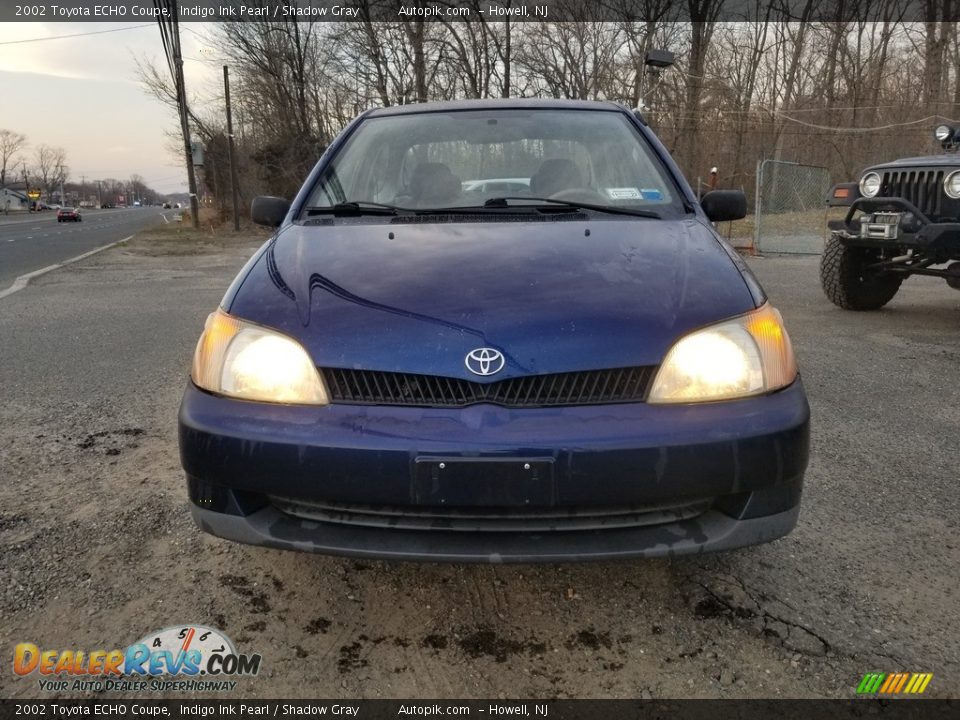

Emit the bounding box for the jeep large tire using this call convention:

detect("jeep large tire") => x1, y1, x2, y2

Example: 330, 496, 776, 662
820, 236, 903, 310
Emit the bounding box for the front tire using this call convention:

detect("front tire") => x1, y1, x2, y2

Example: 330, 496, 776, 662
820, 235, 903, 310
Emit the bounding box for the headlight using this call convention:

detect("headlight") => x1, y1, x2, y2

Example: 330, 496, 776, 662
945, 170, 960, 200
859, 172, 881, 198
191, 309, 328, 405
648, 304, 797, 404
934, 125, 953, 142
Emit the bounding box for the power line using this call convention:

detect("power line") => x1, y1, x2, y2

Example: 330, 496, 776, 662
0, 24, 154, 46
771, 111, 960, 132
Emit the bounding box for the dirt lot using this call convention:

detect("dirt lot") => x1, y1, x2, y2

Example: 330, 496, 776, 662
1, 223, 957, 699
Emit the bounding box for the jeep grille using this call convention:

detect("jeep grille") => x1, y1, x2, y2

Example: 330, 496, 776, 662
881, 169, 945, 218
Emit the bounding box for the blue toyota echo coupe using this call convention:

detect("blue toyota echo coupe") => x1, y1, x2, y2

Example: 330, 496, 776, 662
179, 99, 810, 562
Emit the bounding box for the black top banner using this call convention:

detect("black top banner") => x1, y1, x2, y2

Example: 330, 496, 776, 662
2, 0, 959, 23
0, 699, 957, 720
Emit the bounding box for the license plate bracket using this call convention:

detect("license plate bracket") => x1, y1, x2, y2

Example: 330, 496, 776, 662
412, 458, 556, 507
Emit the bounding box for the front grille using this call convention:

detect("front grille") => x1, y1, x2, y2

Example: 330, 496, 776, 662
322, 366, 656, 408
271, 496, 711, 532
882, 169, 945, 218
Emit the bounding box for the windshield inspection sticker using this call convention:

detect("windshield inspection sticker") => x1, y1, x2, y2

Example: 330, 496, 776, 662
640, 188, 663, 200
605, 187, 643, 200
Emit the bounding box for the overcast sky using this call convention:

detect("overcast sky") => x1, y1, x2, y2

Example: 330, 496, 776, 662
0, 22, 220, 194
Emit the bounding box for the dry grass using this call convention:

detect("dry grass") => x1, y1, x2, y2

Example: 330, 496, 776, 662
124, 206, 272, 256
718, 207, 849, 249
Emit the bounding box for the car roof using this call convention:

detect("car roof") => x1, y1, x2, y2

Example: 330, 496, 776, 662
366, 98, 631, 118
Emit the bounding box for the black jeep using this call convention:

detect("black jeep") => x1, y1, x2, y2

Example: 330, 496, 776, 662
821, 124, 960, 310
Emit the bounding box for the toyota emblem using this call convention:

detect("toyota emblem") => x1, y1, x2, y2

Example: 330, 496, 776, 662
465, 347, 505, 376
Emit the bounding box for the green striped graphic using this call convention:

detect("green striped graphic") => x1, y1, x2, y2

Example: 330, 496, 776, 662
857, 673, 886, 694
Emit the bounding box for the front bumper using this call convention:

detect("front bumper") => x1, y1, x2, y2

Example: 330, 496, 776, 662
828, 196, 960, 259
179, 379, 810, 562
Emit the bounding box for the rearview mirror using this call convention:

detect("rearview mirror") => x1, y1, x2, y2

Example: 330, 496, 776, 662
251, 196, 290, 227
700, 190, 747, 222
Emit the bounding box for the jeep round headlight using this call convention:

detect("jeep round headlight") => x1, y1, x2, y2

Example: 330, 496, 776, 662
859, 172, 881, 198
945, 170, 960, 200
934, 125, 953, 142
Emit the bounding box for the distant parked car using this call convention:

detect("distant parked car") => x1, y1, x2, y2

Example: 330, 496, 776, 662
162, 202, 171, 209
57, 207, 81, 222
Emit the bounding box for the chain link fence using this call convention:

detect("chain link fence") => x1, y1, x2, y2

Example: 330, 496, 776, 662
751, 159, 832, 254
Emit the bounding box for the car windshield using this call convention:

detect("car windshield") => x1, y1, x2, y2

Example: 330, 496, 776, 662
304, 108, 685, 217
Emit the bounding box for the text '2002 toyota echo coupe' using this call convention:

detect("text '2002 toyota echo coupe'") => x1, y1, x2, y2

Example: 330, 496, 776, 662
179, 99, 810, 562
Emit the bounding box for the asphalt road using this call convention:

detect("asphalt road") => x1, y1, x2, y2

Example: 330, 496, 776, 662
0, 207, 173, 288
0, 234, 957, 700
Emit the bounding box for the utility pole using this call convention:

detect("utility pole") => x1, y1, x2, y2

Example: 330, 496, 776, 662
175, 18, 200, 228
58, 164, 64, 206
223, 65, 241, 231
156, 0, 200, 229
22, 162, 29, 211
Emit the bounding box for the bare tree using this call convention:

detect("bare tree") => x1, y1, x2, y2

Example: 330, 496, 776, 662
212, 19, 334, 196
515, 19, 626, 100
129, 174, 147, 204
131, 14, 960, 213
709, 13, 773, 190
674, 0, 726, 176
437, 9, 513, 99
0, 129, 28, 188
34, 145, 67, 203
922, 0, 956, 111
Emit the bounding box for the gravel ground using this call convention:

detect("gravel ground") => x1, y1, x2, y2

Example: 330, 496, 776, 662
0, 230, 957, 700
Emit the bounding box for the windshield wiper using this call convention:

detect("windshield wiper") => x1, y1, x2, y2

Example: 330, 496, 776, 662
305, 201, 408, 217
483, 196, 662, 219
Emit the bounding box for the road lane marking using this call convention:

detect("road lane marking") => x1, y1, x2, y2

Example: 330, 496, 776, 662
0, 235, 133, 301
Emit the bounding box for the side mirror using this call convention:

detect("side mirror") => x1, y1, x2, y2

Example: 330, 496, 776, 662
251, 196, 290, 227
700, 190, 747, 222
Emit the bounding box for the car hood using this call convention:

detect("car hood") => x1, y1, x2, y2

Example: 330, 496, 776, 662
226, 217, 757, 377
866, 154, 960, 171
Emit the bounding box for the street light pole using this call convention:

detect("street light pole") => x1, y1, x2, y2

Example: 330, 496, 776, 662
642, 49, 675, 129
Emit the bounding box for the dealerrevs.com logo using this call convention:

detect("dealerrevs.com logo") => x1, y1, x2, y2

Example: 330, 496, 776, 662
13, 625, 261, 693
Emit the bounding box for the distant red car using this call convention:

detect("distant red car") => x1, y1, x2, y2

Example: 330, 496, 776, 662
57, 207, 81, 222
